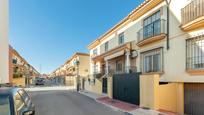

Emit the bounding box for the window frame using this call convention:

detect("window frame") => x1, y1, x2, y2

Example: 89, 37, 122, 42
14, 92, 25, 111
93, 64, 99, 74
186, 34, 204, 70
118, 32, 125, 45
141, 47, 163, 73
0, 95, 11, 115
143, 10, 161, 39
93, 48, 98, 56
18, 89, 30, 105
105, 41, 109, 52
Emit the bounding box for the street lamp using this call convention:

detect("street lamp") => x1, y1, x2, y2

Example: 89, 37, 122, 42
75, 60, 80, 91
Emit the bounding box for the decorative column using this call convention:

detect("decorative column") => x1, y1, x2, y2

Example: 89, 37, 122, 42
125, 50, 131, 73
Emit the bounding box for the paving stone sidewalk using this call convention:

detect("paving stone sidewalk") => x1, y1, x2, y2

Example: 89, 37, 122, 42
79, 90, 167, 115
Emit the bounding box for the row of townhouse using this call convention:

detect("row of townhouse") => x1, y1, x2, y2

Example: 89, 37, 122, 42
9, 46, 40, 86
0, 0, 9, 83
85, 0, 204, 114
51, 53, 90, 89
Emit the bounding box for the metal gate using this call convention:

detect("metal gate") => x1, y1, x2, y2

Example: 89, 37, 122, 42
113, 73, 140, 105
102, 78, 107, 94
185, 83, 204, 115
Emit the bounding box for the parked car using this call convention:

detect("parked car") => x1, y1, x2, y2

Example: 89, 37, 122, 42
35, 77, 45, 85
0, 87, 35, 115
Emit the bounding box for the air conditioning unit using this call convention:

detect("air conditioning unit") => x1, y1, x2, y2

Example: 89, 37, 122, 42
131, 50, 138, 58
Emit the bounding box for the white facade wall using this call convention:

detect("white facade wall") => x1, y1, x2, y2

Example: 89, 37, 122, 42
89, 0, 204, 82
0, 0, 9, 83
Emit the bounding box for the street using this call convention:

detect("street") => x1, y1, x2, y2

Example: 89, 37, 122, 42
30, 90, 125, 115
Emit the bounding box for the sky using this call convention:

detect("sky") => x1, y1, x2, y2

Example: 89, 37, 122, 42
9, 0, 144, 74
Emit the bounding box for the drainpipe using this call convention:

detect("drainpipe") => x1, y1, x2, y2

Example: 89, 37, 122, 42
165, 0, 171, 50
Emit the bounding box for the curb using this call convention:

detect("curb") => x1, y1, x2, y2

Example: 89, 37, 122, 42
78, 91, 167, 115
79, 91, 133, 115
95, 99, 133, 115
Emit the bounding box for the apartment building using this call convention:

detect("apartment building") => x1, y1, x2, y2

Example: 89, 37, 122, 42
87, 0, 204, 114
52, 53, 90, 89
9, 46, 40, 86
0, 0, 9, 83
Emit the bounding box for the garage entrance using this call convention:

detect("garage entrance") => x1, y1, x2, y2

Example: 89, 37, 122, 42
184, 83, 204, 115
113, 73, 140, 105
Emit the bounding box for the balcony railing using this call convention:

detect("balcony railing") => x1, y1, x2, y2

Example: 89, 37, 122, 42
181, 0, 204, 25
109, 66, 137, 75
137, 19, 166, 43
87, 72, 105, 79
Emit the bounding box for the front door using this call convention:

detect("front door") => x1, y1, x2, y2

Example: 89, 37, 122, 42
102, 78, 107, 94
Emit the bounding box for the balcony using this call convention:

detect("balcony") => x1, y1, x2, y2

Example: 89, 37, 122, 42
92, 42, 132, 62
181, 0, 204, 31
137, 19, 166, 47
87, 72, 105, 79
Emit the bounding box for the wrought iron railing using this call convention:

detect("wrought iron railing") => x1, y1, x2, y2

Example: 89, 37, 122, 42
181, 0, 204, 25
186, 34, 204, 70
108, 66, 137, 75
137, 19, 166, 43
88, 72, 105, 79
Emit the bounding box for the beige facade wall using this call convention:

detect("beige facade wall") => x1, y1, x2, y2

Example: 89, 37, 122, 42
12, 78, 26, 87
78, 55, 90, 77
107, 77, 113, 98
65, 76, 74, 86
91, 79, 102, 95
140, 74, 184, 114
0, 0, 9, 83
9, 47, 13, 83
140, 74, 159, 109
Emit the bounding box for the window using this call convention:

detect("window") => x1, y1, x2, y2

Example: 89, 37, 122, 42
14, 93, 25, 111
18, 90, 30, 104
105, 42, 109, 52
118, 33, 124, 45
143, 11, 161, 39
0, 96, 11, 115
141, 48, 163, 73
186, 35, 204, 70
93, 65, 98, 74
93, 49, 98, 56
116, 60, 123, 73
12, 59, 17, 64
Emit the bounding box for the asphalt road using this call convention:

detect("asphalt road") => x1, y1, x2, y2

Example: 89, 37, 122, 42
30, 90, 125, 115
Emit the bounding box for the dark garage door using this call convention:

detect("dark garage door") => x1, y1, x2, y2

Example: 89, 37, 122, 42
185, 83, 204, 115
113, 73, 140, 105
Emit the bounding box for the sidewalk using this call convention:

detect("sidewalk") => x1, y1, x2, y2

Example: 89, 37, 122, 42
79, 90, 166, 115
25, 86, 75, 92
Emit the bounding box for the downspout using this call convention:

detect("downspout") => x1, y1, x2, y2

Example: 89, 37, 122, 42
165, 0, 171, 50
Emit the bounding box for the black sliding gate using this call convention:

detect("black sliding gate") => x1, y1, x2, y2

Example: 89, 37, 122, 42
113, 73, 140, 105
